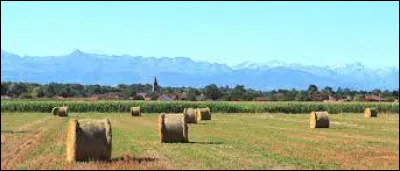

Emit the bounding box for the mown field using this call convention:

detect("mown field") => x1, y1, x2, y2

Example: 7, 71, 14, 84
1, 112, 399, 170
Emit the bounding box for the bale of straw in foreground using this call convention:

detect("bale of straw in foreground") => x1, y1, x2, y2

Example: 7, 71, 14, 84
364, 107, 378, 118
66, 118, 112, 163
1, 135, 5, 144
51, 107, 59, 116
130, 106, 141, 116
58, 107, 69, 117
183, 108, 197, 124
197, 107, 211, 121
309, 111, 330, 129
159, 113, 188, 143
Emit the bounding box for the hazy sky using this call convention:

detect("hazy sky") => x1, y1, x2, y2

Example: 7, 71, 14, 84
1, 1, 399, 68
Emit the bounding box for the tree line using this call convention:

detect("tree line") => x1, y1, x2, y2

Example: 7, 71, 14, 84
1, 81, 399, 101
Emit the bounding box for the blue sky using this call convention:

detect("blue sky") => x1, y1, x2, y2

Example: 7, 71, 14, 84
1, 1, 399, 68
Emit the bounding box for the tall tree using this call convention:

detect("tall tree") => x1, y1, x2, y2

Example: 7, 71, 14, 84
203, 84, 222, 100
322, 86, 334, 95
308, 85, 318, 93
1, 82, 8, 95
231, 85, 246, 100
307, 84, 318, 100
295, 90, 307, 101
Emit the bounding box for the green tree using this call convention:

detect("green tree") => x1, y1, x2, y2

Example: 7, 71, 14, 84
60, 87, 74, 98
343, 88, 351, 97
295, 90, 307, 101
28, 87, 41, 98
20, 92, 33, 99
335, 87, 343, 99
8, 82, 28, 98
381, 90, 393, 99
231, 85, 246, 100
203, 84, 222, 100
371, 89, 381, 96
322, 86, 334, 95
352, 94, 364, 101
308, 85, 318, 93
36, 87, 46, 98
393, 90, 399, 100
307, 84, 318, 100
1, 82, 8, 95
121, 88, 135, 99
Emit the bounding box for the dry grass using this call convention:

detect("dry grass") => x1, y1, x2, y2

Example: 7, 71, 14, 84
1, 114, 63, 170
1, 112, 398, 170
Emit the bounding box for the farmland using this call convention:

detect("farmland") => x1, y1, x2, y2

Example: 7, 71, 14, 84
1, 111, 399, 170
1, 100, 399, 114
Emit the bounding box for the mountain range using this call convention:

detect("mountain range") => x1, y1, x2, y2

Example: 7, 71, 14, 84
1, 49, 399, 90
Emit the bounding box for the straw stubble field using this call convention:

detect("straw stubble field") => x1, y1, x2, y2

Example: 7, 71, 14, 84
1, 112, 399, 170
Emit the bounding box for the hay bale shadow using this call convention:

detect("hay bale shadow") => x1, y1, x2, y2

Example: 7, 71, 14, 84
1, 130, 32, 134
196, 122, 209, 125
111, 157, 157, 164
110, 153, 158, 164
188, 141, 223, 145
73, 153, 158, 164
330, 127, 348, 130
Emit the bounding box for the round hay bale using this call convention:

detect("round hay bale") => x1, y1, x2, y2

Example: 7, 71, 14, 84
159, 113, 188, 143
197, 107, 211, 121
309, 111, 330, 129
66, 118, 112, 163
364, 107, 378, 118
51, 107, 59, 116
130, 107, 141, 116
183, 108, 197, 124
58, 107, 69, 117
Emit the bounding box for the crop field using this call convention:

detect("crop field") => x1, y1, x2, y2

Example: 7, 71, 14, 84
1, 112, 399, 170
1, 100, 399, 114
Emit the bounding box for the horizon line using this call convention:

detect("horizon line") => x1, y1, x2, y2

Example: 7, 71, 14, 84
0, 80, 398, 92
1, 48, 399, 69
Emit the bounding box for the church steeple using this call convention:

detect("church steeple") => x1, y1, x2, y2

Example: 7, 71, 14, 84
152, 76, 159, 93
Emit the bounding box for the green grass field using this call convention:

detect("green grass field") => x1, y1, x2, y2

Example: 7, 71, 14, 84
1, 112, 399, 170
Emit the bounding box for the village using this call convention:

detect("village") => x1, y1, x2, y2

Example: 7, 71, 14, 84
3, 77, 396, 103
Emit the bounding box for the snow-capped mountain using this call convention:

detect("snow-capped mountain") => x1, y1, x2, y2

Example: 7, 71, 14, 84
1, 49, 398, 90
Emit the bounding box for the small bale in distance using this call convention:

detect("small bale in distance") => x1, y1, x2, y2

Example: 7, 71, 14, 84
197, 107, 211, 121
51, 107, 59, 116
58, 107, 69, 117
130, 107, 141, 116
159, 113, 188, 143
309, 111, 330, 129
183, 108, 197, 124
364, 107, 378, 118
66, 118, 112, 163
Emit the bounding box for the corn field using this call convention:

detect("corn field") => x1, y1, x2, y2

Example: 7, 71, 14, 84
1, 100, 398, 114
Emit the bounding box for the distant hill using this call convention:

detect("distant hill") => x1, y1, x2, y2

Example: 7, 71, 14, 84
1, 49, 398, 90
